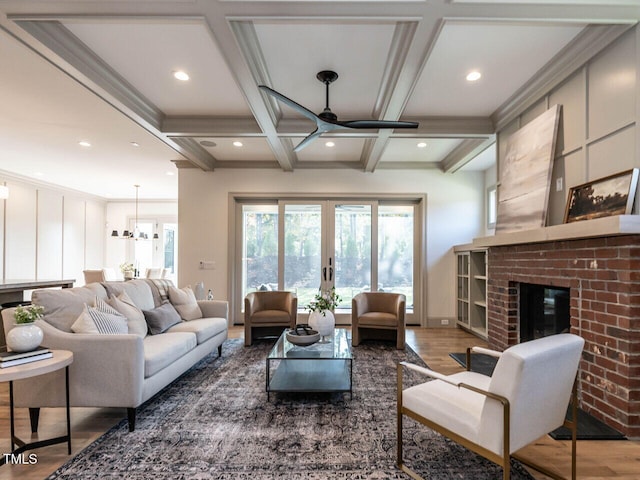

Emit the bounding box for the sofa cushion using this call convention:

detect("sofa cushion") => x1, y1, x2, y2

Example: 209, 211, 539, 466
71, 299, 128, 335
143, 332, 197, 377
143, 302, 183, 335
107, 291, 148, 338
103, 280, 155, 311
34, 283, 107, 333
168, 286, 203, 321
167, 317, 227, 344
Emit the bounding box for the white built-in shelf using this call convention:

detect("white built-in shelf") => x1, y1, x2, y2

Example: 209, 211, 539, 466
474, 275, 487, 280
474, 300, 487, 308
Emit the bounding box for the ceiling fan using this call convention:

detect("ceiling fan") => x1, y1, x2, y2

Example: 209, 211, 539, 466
259, 70, 419, 152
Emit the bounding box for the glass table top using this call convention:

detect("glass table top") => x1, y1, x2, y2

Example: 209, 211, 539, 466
267, 328, 352, 360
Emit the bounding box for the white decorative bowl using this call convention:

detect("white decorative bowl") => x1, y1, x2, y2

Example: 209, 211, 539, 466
286, 329, 320, 346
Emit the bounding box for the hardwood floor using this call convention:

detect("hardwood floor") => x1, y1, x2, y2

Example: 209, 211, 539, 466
0, 326, 637, 479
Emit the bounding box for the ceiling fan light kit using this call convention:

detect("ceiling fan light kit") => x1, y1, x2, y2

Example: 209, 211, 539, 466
259, 70, 418, 152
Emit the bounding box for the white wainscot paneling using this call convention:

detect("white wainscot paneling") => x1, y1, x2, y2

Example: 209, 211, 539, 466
588, 125, 636, 180
549, 70, 585, 154
588, 30, 636, 141
63, 196, 86, 285
520, 98, 548, 126
37, 189, 63, 280
85, 200, 105, 271
5, 183, 36, 279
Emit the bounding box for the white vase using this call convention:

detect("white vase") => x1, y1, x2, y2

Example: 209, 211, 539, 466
308, 310, 335, 342
7, 323, 44, 353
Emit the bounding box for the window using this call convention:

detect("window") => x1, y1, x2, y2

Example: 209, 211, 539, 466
487, 186, 497, 229
236, 197, 422, 324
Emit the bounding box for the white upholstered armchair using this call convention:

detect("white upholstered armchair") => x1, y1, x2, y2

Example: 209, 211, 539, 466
397, 333, 585, 480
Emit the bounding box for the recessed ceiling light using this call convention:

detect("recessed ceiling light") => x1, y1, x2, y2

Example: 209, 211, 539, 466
233, 141, 243, 147
200, 140, 217, 147
166, 171, 175, 176
466, 71, 482, 82
173, 70, 190, 81
34, 172, 44, 177
78, 141, 91, 147
130, 142, 140, 147
325, 141, 335, 148
417, 142, 427, 148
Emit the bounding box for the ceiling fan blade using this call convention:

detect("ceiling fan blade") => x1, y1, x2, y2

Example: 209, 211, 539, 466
339, 120, 419, 129
258, 85, 319, 124
293, 128, 325, 152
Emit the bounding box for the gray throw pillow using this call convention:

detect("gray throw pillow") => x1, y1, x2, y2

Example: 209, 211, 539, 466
143, 302, 182, 335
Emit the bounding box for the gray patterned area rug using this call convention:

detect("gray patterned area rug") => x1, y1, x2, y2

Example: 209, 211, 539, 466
47, 338, 534, 479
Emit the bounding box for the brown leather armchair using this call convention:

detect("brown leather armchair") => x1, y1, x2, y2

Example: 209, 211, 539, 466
244, 291, 297, 346
352, 292, 406, 349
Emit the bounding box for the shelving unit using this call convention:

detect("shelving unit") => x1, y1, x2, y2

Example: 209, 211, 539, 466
455, 248, 487, 339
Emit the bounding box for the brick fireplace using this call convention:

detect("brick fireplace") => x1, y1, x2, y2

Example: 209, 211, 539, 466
485, 230, 640, 438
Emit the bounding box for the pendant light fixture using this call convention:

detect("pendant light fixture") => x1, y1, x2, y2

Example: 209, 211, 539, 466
111, 184, 149, 240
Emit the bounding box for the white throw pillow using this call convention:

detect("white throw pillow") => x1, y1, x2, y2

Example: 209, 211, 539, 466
107, 291, 148, 338
71, 297, 128, 335
168, 286, 203, 321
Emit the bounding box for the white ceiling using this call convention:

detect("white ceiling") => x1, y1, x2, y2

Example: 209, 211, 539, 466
0, 0, 637, 199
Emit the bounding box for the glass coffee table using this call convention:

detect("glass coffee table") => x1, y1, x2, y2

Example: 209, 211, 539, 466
266, 328, 352, 400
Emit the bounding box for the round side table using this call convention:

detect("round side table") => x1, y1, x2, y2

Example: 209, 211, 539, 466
0, 350, 73, 465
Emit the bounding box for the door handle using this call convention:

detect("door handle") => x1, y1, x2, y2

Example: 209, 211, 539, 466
323, 267, 327, 281
329, 267, 333, 281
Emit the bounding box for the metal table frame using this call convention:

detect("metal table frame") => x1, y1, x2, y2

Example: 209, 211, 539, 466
0, 351, 72, 466
266, 328, 353, 400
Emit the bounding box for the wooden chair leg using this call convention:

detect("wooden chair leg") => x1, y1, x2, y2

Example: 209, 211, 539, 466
244, 324, 252, 346
352, 325, 360, 346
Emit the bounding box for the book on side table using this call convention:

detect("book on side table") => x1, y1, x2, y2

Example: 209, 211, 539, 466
0, 347, 52, 368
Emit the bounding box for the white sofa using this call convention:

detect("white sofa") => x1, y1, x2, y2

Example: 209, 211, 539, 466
1, 279, 228, 432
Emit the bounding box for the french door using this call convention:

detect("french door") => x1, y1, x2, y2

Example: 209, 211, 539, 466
237, 198, 418, 324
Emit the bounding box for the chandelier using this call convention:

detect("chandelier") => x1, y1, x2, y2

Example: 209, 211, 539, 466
111, 185, 158, 240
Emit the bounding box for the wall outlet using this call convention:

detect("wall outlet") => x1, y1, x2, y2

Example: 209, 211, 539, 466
440, 319, 450, 326
556, 177, 563, 192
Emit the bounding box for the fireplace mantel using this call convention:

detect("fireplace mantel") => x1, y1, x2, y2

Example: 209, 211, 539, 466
470, 215, 640, 248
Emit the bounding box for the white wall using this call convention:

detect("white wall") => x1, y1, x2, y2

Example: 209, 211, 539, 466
0, 174, 106, 294
178, 167, 484, 326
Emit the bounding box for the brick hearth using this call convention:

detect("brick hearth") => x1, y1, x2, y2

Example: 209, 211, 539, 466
487, 235, 640, 438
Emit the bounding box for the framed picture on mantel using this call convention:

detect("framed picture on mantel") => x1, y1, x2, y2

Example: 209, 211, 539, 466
564, 168, 639, 223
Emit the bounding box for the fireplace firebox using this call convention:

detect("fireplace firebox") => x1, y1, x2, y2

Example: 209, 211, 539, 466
519, 283, 570, 342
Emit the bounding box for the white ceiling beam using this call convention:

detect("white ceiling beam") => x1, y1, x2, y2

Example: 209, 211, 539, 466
440, 137, 496, 173
170, 138, 217, 170
227, 20, 294, 171
162, 117, 263, 137
362, 21, 421, 172
161, 115, 494, 137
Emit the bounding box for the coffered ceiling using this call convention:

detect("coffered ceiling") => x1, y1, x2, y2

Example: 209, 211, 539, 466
0, 0, 637, 199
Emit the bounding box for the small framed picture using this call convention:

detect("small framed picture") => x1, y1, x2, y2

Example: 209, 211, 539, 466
564, 168, 639, 223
